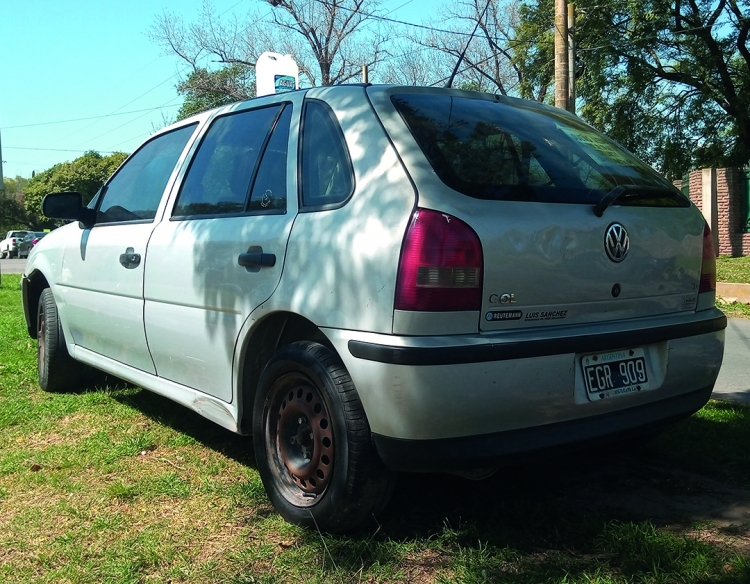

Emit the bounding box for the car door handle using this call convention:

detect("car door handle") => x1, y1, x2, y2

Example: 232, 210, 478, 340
238, 246, 276, 273
119, 247, 141, 269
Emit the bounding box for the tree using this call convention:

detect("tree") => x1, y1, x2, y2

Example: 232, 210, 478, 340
264, 0, 389, 86
150, 0, 388, 114
176, 65, 255, 120
24, 151, 128, 219
512, 0, 750, 179
410, 0, 522, 94
1, 177, 33, 232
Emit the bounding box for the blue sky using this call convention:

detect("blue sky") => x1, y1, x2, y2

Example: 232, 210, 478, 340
0, 0, 431, 180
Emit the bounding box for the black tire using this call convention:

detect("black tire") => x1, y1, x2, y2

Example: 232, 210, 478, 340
253, 341, 394, 533
37, 288, 88, 392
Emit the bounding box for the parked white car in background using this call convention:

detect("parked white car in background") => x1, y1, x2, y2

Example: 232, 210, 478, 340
1, 230, 30, 258
22, 85, 726, 532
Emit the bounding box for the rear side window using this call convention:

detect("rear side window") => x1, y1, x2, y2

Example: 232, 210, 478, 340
97, 124, 196, 224
173, 104, 290, 218
392, 94, 687, 207
300, 100, 353, 209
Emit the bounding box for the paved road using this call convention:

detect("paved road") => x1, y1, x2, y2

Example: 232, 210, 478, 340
712, 317, 750, 405
0, 258, 26, 276
3, 255, 749, 403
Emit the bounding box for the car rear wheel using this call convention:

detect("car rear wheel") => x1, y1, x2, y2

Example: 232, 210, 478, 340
37, 288, 89, 392
253, 341, 394, 533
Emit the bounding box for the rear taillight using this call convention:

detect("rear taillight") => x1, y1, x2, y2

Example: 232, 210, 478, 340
699, 222, 716, 293
395, 208, 483, 311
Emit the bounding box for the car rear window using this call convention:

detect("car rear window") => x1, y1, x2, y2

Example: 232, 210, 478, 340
391, 94, 688, 207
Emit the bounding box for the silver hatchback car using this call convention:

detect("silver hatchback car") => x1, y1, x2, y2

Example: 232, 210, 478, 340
22, 85, 726, 532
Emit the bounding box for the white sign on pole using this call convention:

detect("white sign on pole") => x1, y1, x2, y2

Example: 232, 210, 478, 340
256, 52, 300, 97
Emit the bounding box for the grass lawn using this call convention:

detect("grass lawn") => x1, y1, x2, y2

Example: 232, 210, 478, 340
716, 256, 750, 318
1, 273, 749, 583
716, 256, 750, 284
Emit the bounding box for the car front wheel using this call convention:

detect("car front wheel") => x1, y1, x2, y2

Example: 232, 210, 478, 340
253, 341, 394, 533
37, 288, 87, 392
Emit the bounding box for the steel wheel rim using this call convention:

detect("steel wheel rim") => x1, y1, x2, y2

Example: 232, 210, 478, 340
266, 373, 335, 505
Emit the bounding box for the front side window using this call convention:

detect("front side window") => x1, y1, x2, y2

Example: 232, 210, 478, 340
300, 101, 353, 209
392, 94, 688, 208
97, 124, 196, 224
173, 105, 287, 218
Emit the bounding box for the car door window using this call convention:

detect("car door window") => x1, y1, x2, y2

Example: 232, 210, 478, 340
248, 105, 292, 213
300, 100, 354, 210
172, 105, 284, 218
97, 124, 197, 224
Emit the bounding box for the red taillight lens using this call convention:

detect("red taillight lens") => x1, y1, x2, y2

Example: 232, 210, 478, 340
395, 208, 483, 311
699, 222, 716, 293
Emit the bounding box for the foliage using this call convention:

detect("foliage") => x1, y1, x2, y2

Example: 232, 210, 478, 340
1, 177, 33, 231
512, 0, 750, 180
175, 65, 254, 120
23, 151, 128, 219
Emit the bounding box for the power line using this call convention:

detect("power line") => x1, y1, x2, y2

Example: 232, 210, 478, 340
72, 96, 184, 148
3, 105, 181, 130
4, 147, 120, 154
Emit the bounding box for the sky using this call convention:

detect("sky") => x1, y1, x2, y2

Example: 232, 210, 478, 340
0, 0, 433, 181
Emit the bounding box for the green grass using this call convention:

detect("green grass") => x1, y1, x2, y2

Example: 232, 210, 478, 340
717, 298, 750, 319
1, 273, 749, 583
717, 256, 750, 284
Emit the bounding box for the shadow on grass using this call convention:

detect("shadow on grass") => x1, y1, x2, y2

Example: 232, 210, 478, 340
106, 385, 256, 469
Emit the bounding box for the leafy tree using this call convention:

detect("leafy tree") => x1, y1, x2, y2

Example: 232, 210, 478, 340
512, 0, 750, 179
176, 65, 255, 120
23, 151, 128, 219
1, 177, 33, 232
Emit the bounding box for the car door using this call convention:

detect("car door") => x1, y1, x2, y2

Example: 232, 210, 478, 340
144, 99, 298, 402
59, 123, 197, 373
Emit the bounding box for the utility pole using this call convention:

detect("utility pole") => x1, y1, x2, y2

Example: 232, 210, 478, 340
0, 125, 5, 192
554, 0, 569, 111
567, 3, 576, 114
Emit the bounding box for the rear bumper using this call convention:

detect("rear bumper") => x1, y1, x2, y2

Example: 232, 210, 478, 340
323, 309, 725, 452
372, 384, 713, 472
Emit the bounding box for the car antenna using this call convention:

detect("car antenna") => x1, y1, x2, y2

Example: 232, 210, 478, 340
446, 0, 492, 89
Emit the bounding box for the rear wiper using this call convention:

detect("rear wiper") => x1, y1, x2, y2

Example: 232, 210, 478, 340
593, 185, 682, 217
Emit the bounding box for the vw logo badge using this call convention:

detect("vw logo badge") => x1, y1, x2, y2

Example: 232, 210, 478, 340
605, 223, 630, 262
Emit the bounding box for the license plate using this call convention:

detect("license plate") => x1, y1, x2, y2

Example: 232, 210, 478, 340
582, 348, 649, 400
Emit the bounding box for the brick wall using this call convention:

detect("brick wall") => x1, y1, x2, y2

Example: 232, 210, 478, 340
685, 168, 750, 256
689, 170, 703, 211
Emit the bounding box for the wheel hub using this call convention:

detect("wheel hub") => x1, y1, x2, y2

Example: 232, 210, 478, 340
275, 383, 334, 495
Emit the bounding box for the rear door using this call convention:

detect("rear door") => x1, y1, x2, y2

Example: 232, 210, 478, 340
144, 99, 299, 402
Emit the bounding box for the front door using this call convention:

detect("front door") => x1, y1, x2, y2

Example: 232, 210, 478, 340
59, 123, 197, 373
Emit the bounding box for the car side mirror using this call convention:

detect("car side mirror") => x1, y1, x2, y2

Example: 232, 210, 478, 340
42, 192, 96, 229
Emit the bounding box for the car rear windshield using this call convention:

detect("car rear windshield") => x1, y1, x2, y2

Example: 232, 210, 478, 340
391, 94, 688, 207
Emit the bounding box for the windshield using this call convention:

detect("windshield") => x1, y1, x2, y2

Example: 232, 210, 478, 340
391, 94, 688, 207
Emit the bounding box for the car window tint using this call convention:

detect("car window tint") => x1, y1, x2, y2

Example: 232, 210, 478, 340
173, 106, 282, 218
248, 105, 292, 213
300, 101, 353, 208
97, 124, 196, 224
391, 94, 686, 207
